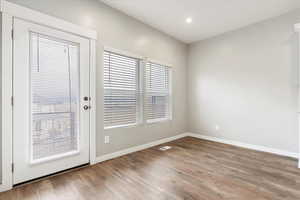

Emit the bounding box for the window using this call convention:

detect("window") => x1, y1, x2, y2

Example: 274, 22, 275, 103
103, 50, 172, 129
31, 33, 80, 161
104, 51, 139, 129
144, 62, 171, 123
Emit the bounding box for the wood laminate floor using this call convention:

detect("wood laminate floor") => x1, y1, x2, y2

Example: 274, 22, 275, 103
1, 137, 300, 200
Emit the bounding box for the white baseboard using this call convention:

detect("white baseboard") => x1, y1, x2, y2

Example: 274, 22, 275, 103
94, 132, 298, 164
188, 132, 298, 159
0, 184, 12, 193
94, 133, 189, 164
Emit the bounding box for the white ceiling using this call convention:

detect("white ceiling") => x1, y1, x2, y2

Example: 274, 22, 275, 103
100, 0, 300, 43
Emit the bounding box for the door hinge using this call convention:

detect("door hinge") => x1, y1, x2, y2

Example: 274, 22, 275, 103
12, 163, 14, 173
11, 29, 14, 40
11, 96, 14, 106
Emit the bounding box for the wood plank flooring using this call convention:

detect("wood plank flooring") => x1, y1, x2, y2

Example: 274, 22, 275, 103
1, 137, 300, 200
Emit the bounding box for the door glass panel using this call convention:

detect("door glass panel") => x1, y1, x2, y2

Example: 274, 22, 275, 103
30, 32, 80, 163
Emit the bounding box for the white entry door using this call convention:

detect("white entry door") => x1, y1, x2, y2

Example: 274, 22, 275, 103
13, 18, 91, 184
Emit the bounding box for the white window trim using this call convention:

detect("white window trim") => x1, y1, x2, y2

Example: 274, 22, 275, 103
138, 60, 145, 124
103, 47, 173, 129
168, 68, 173, 121
0, 0, 97, 191
147, 118, 170, 124
145, 58, 174, 124
144, 59, 173, 123
104, 46, 144, 60
104, 123, 138, 130
103, 49, 141, 129
30, 150, 80, 166
144, 57, 173, 69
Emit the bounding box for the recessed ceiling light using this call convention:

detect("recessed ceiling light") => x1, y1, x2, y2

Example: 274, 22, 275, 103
186, 17, 192, 24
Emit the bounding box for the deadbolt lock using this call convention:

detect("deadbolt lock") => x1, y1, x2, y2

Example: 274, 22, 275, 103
83, 96, 90, 101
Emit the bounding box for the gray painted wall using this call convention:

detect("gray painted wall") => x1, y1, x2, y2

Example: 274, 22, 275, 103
188, 10, 300, 153
7, 0, 188, 157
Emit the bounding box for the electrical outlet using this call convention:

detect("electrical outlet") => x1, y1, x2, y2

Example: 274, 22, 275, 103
104, 136, 110, 144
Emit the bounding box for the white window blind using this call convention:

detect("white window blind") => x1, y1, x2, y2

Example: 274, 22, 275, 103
144, 62, 171, 122
104, 51, 139, 129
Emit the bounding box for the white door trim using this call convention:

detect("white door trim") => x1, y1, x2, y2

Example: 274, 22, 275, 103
0, 12, 13, 192
0, 0, 97, 191
89, 40, 97, 165
295, 24, 300, 168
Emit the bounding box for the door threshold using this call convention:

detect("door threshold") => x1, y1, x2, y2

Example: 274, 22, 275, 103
13, 163, 90, 188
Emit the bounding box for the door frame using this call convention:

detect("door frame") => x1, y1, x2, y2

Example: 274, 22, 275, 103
0, 0, 97, 191
296, 23, 300, 168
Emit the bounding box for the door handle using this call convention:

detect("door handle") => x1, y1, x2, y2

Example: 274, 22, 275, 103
83, 105, 90, 110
